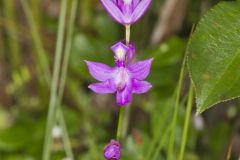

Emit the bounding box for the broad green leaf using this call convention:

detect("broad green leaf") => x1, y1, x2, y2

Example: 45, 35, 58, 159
187, 1, 240, 114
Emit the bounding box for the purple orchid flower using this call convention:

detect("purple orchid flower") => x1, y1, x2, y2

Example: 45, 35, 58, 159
104, 140, 121, 160
100, 0, 152, 25
85, 41, 152, 106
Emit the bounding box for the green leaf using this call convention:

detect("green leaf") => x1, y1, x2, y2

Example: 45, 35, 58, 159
187, 1, 240, 114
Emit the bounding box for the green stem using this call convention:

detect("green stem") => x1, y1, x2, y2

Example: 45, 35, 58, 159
31, 0, 41, 28
42, 0, 68, 159
125, 25, 131, 45
0, 20, 5, 59
55, 0, 78, 158
146, 97, 175, 160
120, 25, 131, 140
152, 126, 171, 160
167, 51, 187, 160
226, 141, 233, 160
57, 109, 74, 159
3, 0, 21, 70
178, 83, 193, 160
116, 107, 124, 140
167, 25, 195, 160
21, 0, 50, 85
58, 0, 78, 100
21, 0, 74, 158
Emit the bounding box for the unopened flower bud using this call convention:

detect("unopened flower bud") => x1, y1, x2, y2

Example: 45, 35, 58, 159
104, 140, 121, 160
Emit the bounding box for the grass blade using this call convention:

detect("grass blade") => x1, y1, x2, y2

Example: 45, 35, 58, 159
178, 83, 194, 160
42, 0, 68, 159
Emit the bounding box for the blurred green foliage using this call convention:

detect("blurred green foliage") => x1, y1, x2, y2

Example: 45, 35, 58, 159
0, 0, 239, 160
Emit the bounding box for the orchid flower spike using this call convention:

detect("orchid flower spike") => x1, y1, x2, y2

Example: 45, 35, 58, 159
85, 41, 153, 106
104, 140, 121, 160
100, 0, 152, 25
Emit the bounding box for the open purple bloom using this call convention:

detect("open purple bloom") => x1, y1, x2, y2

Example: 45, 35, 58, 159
104, 140, 121, 160
85, 41, 152, 106
100, 0, 152, 25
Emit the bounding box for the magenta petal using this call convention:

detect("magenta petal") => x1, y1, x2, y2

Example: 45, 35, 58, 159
100, 0, 125, 24
117, 0, 125, 11
104, 140, 121, 160
85, 61, 116, 81
131, 0, 152, 23
111, 42, 129, 53
118, 0, 133, 17
116, 87, 132, 106
132, 79, 152, 94
132, 0, 141, 8
128, 42, 135, 63
111, 42, 129, 60
128, 58, 153, 80
89, 81, 116, 94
